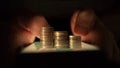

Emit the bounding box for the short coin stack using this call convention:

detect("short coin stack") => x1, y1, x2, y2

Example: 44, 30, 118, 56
69, 35, 81, 49
54, 31, 69, 48
40, 27, 54, 48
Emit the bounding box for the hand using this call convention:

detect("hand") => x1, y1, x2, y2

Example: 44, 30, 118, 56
0, 11, 50, 67
10, 14, 49, 47
70, 9, 120, 62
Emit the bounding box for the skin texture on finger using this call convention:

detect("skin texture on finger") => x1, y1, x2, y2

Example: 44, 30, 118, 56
19, 16, 50, 39
0, 9, 50, 67
29, 16, 50, 38
11, 15, 50, 48
71, 9, 120, 62
71, 10, 100, 45
2, 15, 50, 67
5, 9, 50, 54
71, 10, 95, 36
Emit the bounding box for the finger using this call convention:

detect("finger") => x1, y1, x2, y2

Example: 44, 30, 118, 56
28, 16, 50, 39
70, 9, 101, 45
18, 16, 50, 39
71, 9, 96, 36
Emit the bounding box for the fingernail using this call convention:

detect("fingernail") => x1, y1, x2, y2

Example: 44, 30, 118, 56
74, 23, 90, 35
74, 10, 95, 35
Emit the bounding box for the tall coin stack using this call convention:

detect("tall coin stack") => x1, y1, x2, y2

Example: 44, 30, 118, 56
40, 27, 54, 48
54, 31, 69, 48
69, 35, 81, 49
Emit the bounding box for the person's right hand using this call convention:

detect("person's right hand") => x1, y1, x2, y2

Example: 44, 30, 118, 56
70, 9, 120, 62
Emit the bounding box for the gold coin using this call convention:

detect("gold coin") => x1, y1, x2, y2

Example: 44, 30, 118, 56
54, 31, 68, 36
54, 40, 68, 43
40, 32, 53, 36
54, 36, 68, 40
41, 27, 54, 32
42, 27, 53, 30
69, 35, 81, 41
55, 44, 69, 48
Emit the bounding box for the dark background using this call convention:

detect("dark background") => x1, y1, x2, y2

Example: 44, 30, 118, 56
0, 0, 120, 67
0, 0, 119, 18
0, 0, 120, 47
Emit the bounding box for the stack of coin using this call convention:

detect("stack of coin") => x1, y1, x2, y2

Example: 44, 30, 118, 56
54, 31, 69, 48
69, 35, 81, 49
40, 27, 54, 48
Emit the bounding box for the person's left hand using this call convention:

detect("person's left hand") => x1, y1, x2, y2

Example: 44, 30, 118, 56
70, 9, 120, 61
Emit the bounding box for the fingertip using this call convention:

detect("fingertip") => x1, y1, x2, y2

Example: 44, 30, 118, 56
71, 10, 80, 34
71, 9, 96, 36
74, 25, 90, 36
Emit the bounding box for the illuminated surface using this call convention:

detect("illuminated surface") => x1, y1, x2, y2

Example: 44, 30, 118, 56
21, 41, 99, 53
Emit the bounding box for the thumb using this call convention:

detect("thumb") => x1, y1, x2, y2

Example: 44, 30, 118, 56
71, 9, 120, 62
71, 9, 95, 36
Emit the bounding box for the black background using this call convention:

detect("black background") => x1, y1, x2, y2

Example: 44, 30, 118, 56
0, 0, 120, 37
0, 0, 120, 67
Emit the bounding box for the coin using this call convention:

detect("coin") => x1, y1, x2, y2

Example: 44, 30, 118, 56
55, 44, 69, 48
69, 35, 81, 40
54, 31, 68, 37
54, 36, 68, 40
41, 27, 54, 33
54, 40, 68, 44
41, 41, 54, 48
69, 35, 81, 49
54, 40, 69, 48
40, 27, 54, 48
54, 31, 69, 48
40, 36, 53, 41
40, 33, 53, 36
42, 27, 54, 30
